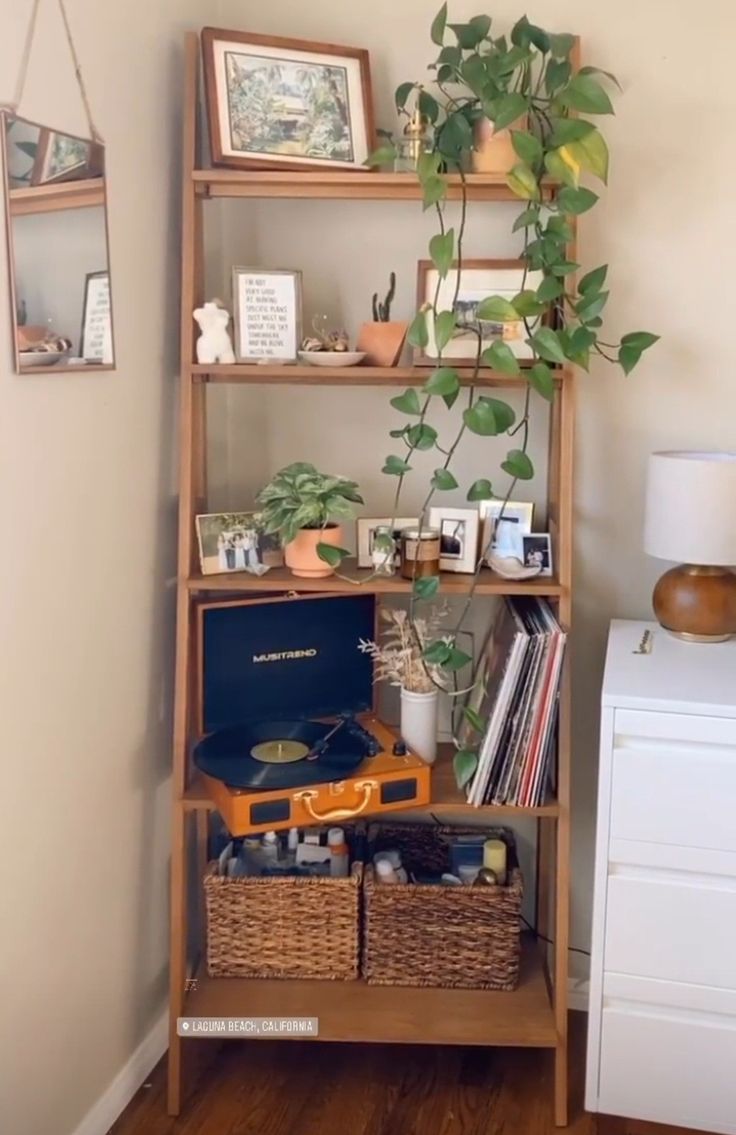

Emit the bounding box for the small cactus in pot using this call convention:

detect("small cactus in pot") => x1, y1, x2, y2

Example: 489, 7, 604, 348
357, 271, 409, 367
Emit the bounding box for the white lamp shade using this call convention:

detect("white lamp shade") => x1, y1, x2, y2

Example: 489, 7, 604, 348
644, 451, 736, 565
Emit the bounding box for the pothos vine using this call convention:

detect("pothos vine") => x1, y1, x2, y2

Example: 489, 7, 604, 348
323, 6, 658, 788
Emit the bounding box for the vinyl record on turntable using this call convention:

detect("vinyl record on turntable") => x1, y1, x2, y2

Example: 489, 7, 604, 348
193, 718, 367, 790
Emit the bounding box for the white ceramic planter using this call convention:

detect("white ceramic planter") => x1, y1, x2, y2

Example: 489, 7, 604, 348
400, 687, 439, 766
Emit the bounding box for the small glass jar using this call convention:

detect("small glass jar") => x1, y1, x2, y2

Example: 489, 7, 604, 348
400, 527, 441, 579
371, 525, 397, 576
393, 108, 432, 173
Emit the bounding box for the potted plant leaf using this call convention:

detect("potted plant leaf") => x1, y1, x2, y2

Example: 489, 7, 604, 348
356, 272, 409, 367
256, 462, 363, 578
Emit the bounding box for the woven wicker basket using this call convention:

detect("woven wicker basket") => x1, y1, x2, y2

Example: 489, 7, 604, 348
362, 823, 523, 990
204, 861, 362, 980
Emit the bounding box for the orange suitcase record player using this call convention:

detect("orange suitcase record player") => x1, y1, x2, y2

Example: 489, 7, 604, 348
193, 592, 431, 836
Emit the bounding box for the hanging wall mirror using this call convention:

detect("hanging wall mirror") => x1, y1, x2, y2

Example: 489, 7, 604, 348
1, 113, 115, 372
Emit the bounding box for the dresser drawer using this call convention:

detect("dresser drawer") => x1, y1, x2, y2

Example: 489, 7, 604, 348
598, 1004, 736, 1133
611, 709, 736, 851
605, 870, 736, 989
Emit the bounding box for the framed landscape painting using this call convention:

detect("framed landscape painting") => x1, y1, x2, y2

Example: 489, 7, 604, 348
202, 28, 376, 171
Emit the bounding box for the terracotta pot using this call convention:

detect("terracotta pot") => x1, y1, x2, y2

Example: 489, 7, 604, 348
471, 115, 527, 174
356, 321, 409, 367
284, 524, 343, 578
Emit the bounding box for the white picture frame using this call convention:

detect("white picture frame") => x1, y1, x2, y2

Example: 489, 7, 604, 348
428, 507, 480, 573
232, 267, 302, 363
80, 270, 113, 364
522, 533, 553, 577
478, 500, 535, 562
356, 516, 418, 569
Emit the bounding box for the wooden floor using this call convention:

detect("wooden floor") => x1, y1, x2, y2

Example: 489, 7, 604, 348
109, 1013, 704, 1135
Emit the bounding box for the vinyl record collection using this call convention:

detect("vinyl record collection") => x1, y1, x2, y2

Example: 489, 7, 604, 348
465, 597, 567, 808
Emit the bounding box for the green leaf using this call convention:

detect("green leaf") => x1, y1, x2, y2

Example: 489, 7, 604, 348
530, 327, 567, 365
418, 89, 440, 124
432, 468, 459, 491
545, 148, 578, 189
414, 575, 440, 600
450, 16, 490, 48
506, 162, 540, 201
575, 290, 609, 323
464, 398, 515, 437
557, 186, 599, 215
389, 427, 408, 438
424, 639, 451, 665
437, 112, 473, 160
422, 174, 447, 210
407, 423, 438, 451
527, 361, 556, 401
434, 310, 457, 353
437, 44, 462, 68
545, 215, 574, 242
565, 325, 596, 369
424, 366, 460, 396
621, 331, 660, 351
566, 129, 609, 183
460, 53, 489, 95
463, 707, 486, 733
382, 455, 412, 476
578, 264, 608, 295
443, 387, 460, 410
364, 145, 398, 168
512, 205, 541, 231
579, 65, 622, 91
467, 478, 493, 501
545, 58, 571, 96
429, 228, 455, 279
431, 2, 448, 46
502, 448, 535, 480
482, 340, 521, 376
476, 295, 518, 322
416, 150, 442, 182
548, 117, 596, 147
454, 749, 478, 790
512, 290, 545, 317
316, 543, 350, 567
390, 387, 422, 416
511, 15, 549, 53
560, 73, 614, 115
549, 260, 579, 277
444, 647, 473, 672
407, 310, 429, 349
549, 32, 576, 59
395, 81, 416, 111
537, 276, 564, 303
492, 92, 527, 130
511, 129, 542, 168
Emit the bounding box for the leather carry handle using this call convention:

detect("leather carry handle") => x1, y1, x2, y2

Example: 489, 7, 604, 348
293, 780, 378, 823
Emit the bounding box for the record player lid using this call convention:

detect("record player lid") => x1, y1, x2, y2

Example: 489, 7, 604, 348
200, 593, 376, 733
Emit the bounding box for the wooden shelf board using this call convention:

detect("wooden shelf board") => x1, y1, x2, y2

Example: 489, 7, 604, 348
185, 562, 565, 597
181, 746, 559, 819
191, 363, 565, 388
9, 178, 105, 216
192, 169, 558, 203
184, 937, 555, 1047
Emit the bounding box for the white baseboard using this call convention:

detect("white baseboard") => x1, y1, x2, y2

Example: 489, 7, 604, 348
71, 1010, 168, 1135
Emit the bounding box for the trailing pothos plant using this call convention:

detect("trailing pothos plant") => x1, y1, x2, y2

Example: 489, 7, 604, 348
324, 6, 658, 790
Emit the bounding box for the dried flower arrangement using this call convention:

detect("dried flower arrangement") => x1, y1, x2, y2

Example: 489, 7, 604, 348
358, 605, 450, 693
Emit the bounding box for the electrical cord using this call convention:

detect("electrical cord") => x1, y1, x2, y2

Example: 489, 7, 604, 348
521, 914, 591, 957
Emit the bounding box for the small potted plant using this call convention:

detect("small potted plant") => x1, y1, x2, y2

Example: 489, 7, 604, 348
256, 462, 363, 579
358, 606, 450, 764
356, 272, 409, 367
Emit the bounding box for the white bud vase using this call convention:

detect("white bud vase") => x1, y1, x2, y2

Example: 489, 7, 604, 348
400, 687, 439, 766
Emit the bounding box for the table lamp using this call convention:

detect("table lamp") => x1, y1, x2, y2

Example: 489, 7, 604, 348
644, 451, 736, 642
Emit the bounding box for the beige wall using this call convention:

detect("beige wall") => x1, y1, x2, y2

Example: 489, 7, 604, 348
213, 0, 736, 976
0, 3, 208, 1134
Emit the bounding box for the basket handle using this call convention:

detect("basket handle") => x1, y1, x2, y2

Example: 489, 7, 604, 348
293, 779, 378, 822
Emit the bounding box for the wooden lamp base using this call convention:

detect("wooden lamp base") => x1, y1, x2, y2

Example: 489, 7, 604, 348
653, 564, 736, 643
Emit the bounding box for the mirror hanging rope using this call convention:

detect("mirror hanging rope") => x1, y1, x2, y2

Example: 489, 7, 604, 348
0, 0, 104, 143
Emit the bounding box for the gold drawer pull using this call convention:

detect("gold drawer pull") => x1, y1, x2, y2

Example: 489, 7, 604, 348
293, 780, 378, 822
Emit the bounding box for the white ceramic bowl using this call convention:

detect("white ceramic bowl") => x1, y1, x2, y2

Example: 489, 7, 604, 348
19, 350, 69, 368
298, 350, 366, 368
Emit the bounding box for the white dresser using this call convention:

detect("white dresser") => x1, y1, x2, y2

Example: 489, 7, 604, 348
586, 620, 736, 1135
